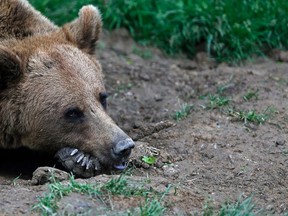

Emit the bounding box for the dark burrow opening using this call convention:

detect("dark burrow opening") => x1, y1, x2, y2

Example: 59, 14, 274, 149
0, 147, 57, 180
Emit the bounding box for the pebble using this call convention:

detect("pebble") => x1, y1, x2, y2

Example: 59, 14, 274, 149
163, 165, 179, 177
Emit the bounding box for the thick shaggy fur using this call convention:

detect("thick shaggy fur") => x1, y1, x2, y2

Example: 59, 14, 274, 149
0, 0, 131, 169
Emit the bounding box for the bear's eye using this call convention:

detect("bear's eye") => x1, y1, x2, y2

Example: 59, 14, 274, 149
99, 92, 108, 110
64, 107, 84, 123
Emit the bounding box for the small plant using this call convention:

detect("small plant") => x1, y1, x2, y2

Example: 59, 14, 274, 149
207, 94, 230, 109
228, 106, 277, 125
219, 196, 256, 215
243, 90, 259, 101
174, 103, 193, 121
200, 196, 261, 216
142, 156, 157, 165
140, 197, 166, 216
102, 175, 138, 196
33, 174, 168, 215
33, 175, 100, 215
12, 174, 21, 186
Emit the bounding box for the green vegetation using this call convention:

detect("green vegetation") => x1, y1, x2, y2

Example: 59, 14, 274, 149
140, 198, 166, 216
30, 0, 288, 62
200, 88, 277, 125
228, 106, 277, 125
29, 0, 96, 25
201, 196, 262, 216
33, 175, 167, 215
174, 103, 193, 121
33, 175, 100, 215
207, 94, 230, 109
199, 93, 230, 109
243, 90, 259, 101
142, 156, 157, 165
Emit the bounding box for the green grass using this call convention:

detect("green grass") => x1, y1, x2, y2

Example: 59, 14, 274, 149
207, 94, 230, 109
200, 88, 277, 125
29, 0, 288, 62
199, 93, 230, 110
243, 90, 259, 101
139, 198, 166, 216
174, 103, 193, 121
33, 175, 167, 216
201, 196, 262, 216
29, 0, 96, 25
228, 106, 277, 125
33, 175, 101, 215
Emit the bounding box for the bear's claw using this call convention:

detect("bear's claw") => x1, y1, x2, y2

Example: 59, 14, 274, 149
55, 147, 102, 178
70, 149, 78, 156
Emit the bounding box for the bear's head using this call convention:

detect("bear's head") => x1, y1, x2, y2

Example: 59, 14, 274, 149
0, 5, 134, 177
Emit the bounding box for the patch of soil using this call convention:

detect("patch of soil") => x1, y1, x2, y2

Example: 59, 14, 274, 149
1, 29, 288, 215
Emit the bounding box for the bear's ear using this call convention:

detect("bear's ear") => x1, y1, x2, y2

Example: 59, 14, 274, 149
0, 47, 23, 90
63, 5, 102, 55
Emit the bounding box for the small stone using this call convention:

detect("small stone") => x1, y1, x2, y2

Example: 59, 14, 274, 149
31, 167, 69, 185
276, 139, 286, 146
154, 94, 163, 101
163, 165, 179, 177
139, 73, 150, 81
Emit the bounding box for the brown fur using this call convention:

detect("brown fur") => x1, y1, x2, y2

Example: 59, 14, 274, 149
0, 0, 132, 168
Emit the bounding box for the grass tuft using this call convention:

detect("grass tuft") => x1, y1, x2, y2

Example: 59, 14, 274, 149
207, 94, 230, 109
228, 106, 277, 125
33, 174, 168, 215
201, 196, 262, 216
174, 103, 193, 121
243, 90, 259, 101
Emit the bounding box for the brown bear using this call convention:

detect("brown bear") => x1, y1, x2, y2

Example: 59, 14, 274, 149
0, 0, 135, 177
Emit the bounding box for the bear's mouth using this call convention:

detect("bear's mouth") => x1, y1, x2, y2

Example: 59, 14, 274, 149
113, 161, 128, 170
55, 147, 129, 178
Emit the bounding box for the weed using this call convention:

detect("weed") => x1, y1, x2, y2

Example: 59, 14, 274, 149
142, 156, 157, 165
140, 198, 166, 216
102, 175, 136, 196
174, 103, 193, 121
33, 175, 168, 215
12, 174, 21, 186
200, 196, 262, 216
228, 106, 277, 125
202, 199, 215, 216
207, 94, 230, 109
219, 196, 256, 215
33, 175, 100, 215
140, 184, 171, 216
243, 90, 259, 101
216, 83, 234, 95
199, 93, 230, 110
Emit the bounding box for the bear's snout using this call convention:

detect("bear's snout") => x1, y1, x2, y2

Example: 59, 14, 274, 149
112, 138, 135, 158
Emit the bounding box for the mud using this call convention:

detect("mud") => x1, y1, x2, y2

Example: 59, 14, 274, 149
1, 29, 288, 215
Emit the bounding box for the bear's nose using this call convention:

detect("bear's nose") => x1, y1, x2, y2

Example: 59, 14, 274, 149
113, 138, 135, 157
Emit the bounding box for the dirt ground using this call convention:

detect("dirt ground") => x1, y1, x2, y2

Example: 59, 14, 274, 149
1, 29, 288, 215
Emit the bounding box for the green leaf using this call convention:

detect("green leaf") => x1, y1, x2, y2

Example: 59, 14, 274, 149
142, 156, 157, 165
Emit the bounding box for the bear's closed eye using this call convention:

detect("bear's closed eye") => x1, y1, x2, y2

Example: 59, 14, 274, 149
64, 107, 84, 123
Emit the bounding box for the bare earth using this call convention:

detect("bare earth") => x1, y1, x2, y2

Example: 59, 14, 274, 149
0, 29, 288, 215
